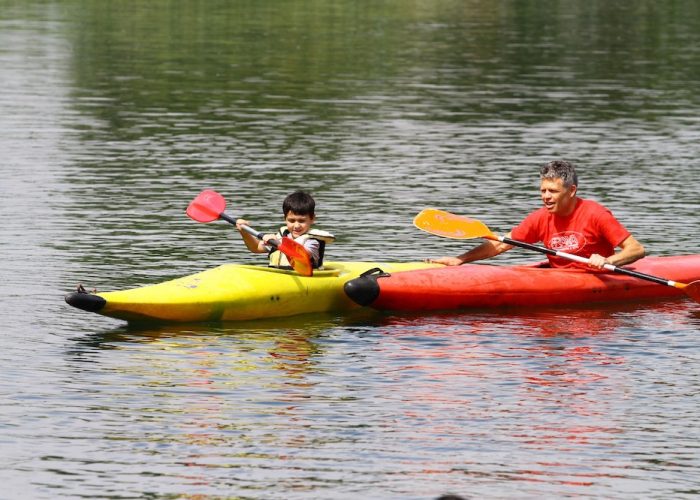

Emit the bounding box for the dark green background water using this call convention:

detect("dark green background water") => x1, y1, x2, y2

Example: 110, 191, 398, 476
2, 1, 699, 498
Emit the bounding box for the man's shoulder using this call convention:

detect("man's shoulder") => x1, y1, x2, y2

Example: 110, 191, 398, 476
523, 206, 549, 222
576, 198, 613, 215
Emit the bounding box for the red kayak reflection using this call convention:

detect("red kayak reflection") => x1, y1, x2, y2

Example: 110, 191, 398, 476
358, 299, 689, 461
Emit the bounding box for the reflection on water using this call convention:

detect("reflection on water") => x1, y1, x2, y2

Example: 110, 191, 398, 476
35, 300, 695, 497
349, 300, 699, 495
2, 0, 700, 498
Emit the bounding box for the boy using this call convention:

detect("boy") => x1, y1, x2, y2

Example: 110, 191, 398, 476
235, 190, 334, 269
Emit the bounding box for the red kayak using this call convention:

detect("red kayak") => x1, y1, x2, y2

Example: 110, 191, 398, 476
343, 255, 700, 311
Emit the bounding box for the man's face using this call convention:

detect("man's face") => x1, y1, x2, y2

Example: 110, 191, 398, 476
540, 178, 577, 216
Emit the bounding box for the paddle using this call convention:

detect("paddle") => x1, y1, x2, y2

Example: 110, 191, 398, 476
186, 190, 313, 276
414, 208, 700, 302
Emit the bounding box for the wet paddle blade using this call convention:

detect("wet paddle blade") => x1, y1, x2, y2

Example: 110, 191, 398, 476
186, 190, 226, 223
278, 237, 313, 277
414, 208, 495, 240
681, 280, 700, 303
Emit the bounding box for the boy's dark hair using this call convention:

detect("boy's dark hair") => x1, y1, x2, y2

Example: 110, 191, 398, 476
282, 190, 315, 216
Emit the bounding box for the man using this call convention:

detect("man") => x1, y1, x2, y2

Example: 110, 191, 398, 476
430, 160, 645, 269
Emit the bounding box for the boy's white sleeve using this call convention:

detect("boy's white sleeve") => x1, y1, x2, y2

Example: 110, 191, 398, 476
303, 238, 321, 266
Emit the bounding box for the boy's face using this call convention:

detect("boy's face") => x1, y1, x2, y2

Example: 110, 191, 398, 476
284, 211, 315, 239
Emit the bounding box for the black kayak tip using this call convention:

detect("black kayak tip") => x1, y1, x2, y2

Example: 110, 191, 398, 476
343, 267, 389, 306
65, 287, 106, 313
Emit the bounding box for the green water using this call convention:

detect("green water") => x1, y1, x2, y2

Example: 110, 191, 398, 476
2, 1, 700, 498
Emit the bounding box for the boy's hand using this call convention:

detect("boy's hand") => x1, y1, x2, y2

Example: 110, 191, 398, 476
235, 219, 249, 231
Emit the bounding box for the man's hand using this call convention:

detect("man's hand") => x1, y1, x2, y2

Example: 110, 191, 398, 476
588, 253, 608, 269
427, 256, 463, 266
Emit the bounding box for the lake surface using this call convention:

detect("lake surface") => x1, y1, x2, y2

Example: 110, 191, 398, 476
1, 1, 699, 498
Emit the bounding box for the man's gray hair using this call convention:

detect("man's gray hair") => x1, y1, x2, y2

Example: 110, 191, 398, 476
540, 160, 578, 188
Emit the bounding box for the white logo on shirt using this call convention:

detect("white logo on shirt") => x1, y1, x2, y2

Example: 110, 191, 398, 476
550, 231, 585, 252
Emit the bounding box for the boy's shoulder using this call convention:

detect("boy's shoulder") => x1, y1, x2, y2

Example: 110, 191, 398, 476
308, 229, 335, 243
277, 227, 335, 243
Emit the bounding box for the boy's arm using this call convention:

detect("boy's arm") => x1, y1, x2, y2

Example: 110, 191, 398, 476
302, 238, 320, 266
236, 219, 268, 253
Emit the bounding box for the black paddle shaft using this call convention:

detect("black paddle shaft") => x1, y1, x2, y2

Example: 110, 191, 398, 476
501, 236, 672, 287
218, 212, 280, 249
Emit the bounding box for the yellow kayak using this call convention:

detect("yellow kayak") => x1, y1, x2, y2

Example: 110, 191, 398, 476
65, 261, 438, 323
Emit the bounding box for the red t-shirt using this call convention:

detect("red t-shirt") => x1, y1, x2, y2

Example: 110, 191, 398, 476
511, 198, 630, 268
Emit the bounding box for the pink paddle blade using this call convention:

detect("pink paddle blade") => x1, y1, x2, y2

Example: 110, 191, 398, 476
186, 190, 226, 223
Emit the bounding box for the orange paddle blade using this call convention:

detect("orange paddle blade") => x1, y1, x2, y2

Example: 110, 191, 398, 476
414, 209, 495, 240
186, 190, 226, 223
278, 238, 313, 277
679, 280, 700, 303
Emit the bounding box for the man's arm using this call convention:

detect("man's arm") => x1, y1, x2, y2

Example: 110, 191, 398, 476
589, 235, 645, 269
430, 233, 514, 266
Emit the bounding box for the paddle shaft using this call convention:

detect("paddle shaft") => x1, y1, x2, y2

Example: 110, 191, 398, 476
492, 234, 681, 288
413, 209, 699, 300
218, 212, 282, 250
